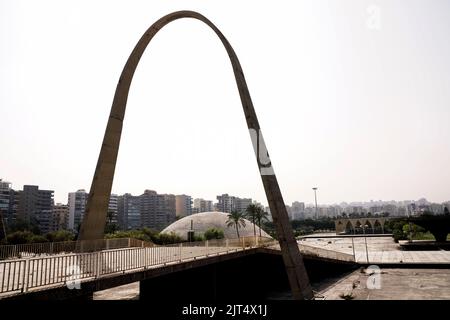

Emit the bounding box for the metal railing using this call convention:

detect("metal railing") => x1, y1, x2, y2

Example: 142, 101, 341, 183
0, 238, 150, 260
298, 243, 355, 262
0, 236, 353, 297
0, 236, 268, 296
264, 241, 356, 263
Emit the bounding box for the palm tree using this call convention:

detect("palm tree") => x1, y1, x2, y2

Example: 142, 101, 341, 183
226, 210, 246, 238
106, 210, 114, 224
245, 204, 259, 237
255, 208, 269, 237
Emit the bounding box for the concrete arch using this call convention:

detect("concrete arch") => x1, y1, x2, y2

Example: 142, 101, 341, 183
364, 220, 373, 233
373, 220, 383, 233
354, 220, 362, 234
345, 221, 353, 233
335, 217, 388, 234
77, 11, 312, 299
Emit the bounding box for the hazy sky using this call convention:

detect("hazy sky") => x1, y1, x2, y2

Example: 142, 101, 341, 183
1, 0, 449, 206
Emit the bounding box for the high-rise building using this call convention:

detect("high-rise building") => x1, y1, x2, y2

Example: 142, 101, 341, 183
68, 189, 88, 231
52, 203, 69, 231
285, 205, 292, 220
216, 194, 252, 213
108, 193, 119, 224
117, 193, 141, 230
291, 201, 305, 220
140, 190, 176, 231
175, 195, 192, 218
17, 185, 54, 233
0, 179, 18, 227
0, 179, 11, 219
192, 198, 213, 214
68, 190, 118, 231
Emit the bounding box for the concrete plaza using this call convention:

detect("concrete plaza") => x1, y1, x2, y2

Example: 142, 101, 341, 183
299, 235, 450, 264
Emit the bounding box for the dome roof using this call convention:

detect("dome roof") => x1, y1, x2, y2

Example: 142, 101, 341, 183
161, 211, 271, 240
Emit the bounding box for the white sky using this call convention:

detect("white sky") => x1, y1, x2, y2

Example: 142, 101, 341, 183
1, 0, 449, 206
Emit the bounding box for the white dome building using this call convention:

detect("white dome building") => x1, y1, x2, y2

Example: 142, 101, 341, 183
161, 211, 271, 240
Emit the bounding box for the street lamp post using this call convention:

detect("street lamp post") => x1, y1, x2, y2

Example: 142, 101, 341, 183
351, 237, 356, 262
312, 187, 318, 220
363, 224, 369, 263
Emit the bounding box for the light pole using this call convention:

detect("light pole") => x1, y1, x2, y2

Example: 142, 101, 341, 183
363, 224, 369, 263
312, 187, 318, 220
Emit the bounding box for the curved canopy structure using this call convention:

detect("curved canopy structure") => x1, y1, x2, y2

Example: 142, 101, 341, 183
162, 211, 272, 240
78, 10, 312, 299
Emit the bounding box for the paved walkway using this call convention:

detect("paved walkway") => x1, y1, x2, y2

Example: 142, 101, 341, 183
318, 268, 450, 300
299, 236, 450, 264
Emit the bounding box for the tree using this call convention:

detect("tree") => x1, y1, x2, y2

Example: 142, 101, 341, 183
204, 228, 224, 240
104, 209, 119, 234
104, 223, 119, 234
255, 208, 269, 237
105, 230, 152, 242
6, 230, 32, 244
46, 230, 75, 242
106, 210, 115, 224
226, 210, 246, 238
444, 207, 450, 216
29, 235, 48, 243
245, 204, 259, 237
7, 218, 40, 234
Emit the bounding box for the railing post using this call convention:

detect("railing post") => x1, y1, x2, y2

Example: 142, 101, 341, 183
226, 239, 229, 250
179, 243, 182, 262
50, 242, 54, 255
351, 237, 356, 262
22, 259, 29, 293
96, 252, 101, 277
364, 236, 369, 264
206, 240, 209, 256
128, 238, 131, 248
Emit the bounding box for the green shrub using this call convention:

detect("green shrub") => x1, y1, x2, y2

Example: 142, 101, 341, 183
6, 230, 35, 244
104, 230, 152, 242
46, 230, 75, 242
155, 232, 182, 245
29, 235, 48, 243
203, 228, 224, 240
392, 229, 405, 242
193, 234, 205, 242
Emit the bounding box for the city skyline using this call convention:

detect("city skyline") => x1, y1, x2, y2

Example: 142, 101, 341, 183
2, 177, 448, 208
1, 0, 450, 206
3, 176, 448, 238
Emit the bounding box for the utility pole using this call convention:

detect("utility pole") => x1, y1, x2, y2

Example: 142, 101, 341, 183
312, 187, 318, 220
